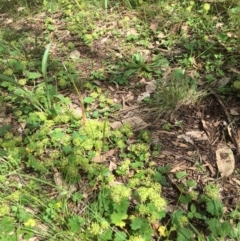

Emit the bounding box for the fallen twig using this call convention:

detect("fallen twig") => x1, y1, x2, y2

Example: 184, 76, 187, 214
213, 93, 240, 155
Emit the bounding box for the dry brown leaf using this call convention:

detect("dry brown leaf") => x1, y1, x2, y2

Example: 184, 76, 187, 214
149, 21, 159, 32
91, 149, 116, 163
230, 108, 240, 116
157, 130, 175, 135
171, 141, 188, 148
137, 92, 150, 102
186, 130, 208, 141
53, 169, 63, 188
69, 49, 80, 59
145, 80, 156, 93
170, 163, 188, 172
232, 178, 240, 186
110, 121, 122, 130
151, 132, 160, 145
177, 134, 194, 145
92, 80, 102, 86
216, 22, 224, 28
196, 111, 202, 118
157, 32, 166, 39
227, 126, 232, 138
123, 116, 149, 131
140, 77, 147, 84
109, 181, 123, 186
66, 184, 77, 198
91, 154, 107, 163
216, 143, 235, 177
214, 77, 230, 88
100, 37, 109, 44
109, 161, 117, 172
111, 116, 149, 131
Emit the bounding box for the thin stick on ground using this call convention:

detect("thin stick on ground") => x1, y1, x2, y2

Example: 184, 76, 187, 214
213, 93, 240, 155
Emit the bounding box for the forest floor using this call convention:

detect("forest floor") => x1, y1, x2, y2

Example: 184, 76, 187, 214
0, 1, 240, 240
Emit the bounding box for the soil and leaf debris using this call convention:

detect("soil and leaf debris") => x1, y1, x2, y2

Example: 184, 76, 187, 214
0, 0, 240, 240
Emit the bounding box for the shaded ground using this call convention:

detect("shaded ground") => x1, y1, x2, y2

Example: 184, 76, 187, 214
1, 4, 240, 207
1, 3, 240, 201
1, 3, 240, 239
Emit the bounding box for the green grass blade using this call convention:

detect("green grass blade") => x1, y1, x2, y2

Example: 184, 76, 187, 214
42, 42, 52, 109
42, 42, 52, 80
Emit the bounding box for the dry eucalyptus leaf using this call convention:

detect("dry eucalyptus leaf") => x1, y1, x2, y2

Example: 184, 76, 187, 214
91, 149, 116, 163
66, 183, 77, 198
151, 132, 160, 145
213, 77, 230, 88
109, 181, 123, 186
126, 28, 138, 35
53, 170, 63, 188
137, 92, 150, 102
91, 154, 107, 163
69, 49, 80, 59
145, 80, 156, 93
123, 116, 149, 131
92, 80, 102, 86
216, 143, 235, 177
109, 161, 117, 172
230, 108, 240, 116
100, 37, 109, 44
177, 134, 194, 145
171, 141, 188, 148
110, 121, 122, 130
150, 21, 159, 32
216, 22, 224, 28
227, 126, 232, 138
111, 116, 149, 131
157, 32, 166, 39
186, 131, 208, 141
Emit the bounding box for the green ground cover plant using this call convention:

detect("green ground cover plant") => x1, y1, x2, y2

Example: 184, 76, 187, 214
0, 0, 240, 240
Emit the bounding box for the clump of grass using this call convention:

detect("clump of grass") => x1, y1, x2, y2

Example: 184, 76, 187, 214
149, 68, 206, 118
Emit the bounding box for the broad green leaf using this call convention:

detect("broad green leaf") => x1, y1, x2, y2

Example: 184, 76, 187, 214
100, 229, 113, 241
179, 194, 192, 204
206, 218, 221, 236
190, 204, 196, 213
113, 199, 129, 213
176, 171, 187, 179
186, 179, 196, 188
187, 212, 194, 219
62, 145, 72, 154
0, 124, 11, 137
114, 231, 127, 241
55, 94, 71, 105
206, 199, 223, 216
177, 228, 193, 241
68, 215, 84, 232
110, 212, 127, 228
130, 217, 144, 230
72, 192, 83, 202
24, 71, 42, 79
84, 96, 95, 104
194, 212, 202, 219
0, 217, 15, 233
92, 110, 99, 118
51, 129, 65, 140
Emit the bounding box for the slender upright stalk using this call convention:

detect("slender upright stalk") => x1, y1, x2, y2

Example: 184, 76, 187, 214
42, 42, 52, 110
